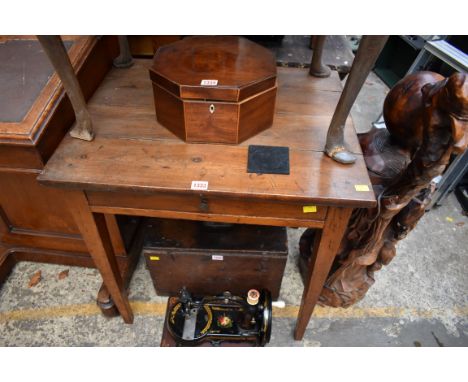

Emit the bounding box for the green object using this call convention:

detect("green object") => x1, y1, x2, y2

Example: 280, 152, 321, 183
374, 36, 422, 88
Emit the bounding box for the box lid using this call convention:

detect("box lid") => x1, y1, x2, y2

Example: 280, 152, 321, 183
149, 36, 277, 103
143, 219, 288, 255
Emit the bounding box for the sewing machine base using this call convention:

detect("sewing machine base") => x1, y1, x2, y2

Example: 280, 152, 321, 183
162, 289, 272, 347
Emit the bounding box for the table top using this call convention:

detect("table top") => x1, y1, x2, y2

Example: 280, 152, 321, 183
39, 59, 375, 208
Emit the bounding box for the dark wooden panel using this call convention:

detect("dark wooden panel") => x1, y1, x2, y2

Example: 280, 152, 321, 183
180, 86, 239, 102
2, 229, 86, 253
86, 190, 328, 221
0, 171, 88, 252
153, 84, 186, 140
0, 145, 44, 169
143, 219, 288, 299
184, 100, 238, 144
239, 77, 277, 100
145, 218, 288, 252
146, 251, 286, 299
238, 87, 276, 142
0, 171, 80, 234
128, 36, 181, 57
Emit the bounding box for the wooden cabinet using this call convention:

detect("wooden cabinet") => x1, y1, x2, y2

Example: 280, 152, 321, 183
0, 36, 139, 314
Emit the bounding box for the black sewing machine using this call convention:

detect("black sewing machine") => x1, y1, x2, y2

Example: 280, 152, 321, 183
166, 288, 272, 346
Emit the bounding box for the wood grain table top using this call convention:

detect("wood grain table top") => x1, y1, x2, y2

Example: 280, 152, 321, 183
39, 59, 376, 208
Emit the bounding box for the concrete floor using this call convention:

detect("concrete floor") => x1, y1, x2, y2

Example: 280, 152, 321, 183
1, 46, 467, 347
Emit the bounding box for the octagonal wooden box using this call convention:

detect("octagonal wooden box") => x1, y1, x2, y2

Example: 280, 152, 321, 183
149, 36, 277, 144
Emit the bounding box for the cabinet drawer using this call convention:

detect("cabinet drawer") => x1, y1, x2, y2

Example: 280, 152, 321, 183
87, 191, 328, 227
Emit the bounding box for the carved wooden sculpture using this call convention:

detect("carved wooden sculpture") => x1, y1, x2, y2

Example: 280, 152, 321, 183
300, 71, 468, 307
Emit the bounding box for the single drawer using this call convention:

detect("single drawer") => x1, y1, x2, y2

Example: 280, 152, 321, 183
87, 190, 328, 227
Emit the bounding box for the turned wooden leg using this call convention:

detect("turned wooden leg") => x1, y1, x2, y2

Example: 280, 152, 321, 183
0, 248, 16, 286
325, 35, 388, 164
96, 215, 143, 317
104, 214, 127, 257
294, 207, 352, 340
309, 36, 331, 78
66, 191, 133, 323
96, 214, 127, 316
113, 36, 134, 68
37, 35, 94, 141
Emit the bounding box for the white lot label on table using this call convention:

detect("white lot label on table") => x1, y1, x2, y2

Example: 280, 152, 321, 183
191, 180, 209, 190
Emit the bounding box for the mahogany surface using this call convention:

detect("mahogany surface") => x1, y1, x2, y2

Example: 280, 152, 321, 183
38, 59, 376, 339
150, 36, 277, 102
149, 36, 278, 144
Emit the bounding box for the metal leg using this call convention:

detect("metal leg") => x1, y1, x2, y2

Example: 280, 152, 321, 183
309, 36, 331, 78
428, 150, 468, 209
113, 36, 134, 68
37, 36, 94, 141
325, 36, 388, 164
372, 114, 387, 129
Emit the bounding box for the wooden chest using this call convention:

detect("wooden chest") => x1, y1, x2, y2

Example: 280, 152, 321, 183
149, 36, 277, 144
143, 219, 288, 299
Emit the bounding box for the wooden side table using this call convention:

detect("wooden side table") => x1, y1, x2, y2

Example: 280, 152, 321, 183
38, 61, 376, 340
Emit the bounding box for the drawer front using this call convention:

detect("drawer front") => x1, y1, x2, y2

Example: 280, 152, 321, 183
87, 191, 328, 227
144, 249, 287, 299
184, 100, 239, 144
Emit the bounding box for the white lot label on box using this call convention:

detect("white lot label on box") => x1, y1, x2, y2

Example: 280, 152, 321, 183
191, 180, 209, 190
200, 79, 218, 86
212, 255, 224, 261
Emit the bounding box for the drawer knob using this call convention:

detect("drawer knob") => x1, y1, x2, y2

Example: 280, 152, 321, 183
209, 104, 215, 114
199, 197, 209, 212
